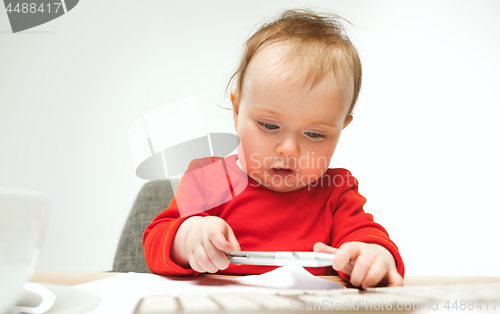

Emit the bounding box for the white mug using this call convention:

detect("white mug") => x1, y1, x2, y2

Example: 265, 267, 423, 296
0, 188, 49, 314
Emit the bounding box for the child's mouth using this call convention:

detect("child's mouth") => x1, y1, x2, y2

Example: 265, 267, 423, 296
267, 167, 297, 179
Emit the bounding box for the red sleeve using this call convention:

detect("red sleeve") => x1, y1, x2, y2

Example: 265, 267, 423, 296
143, 157, 222, 276
329, 170, 405, 281
142, 203, 206, 276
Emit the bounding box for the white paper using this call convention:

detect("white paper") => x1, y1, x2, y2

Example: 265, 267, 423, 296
234, 265, 345, 290
74, 265, 345, 314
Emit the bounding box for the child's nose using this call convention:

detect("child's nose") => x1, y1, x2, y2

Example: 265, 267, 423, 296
276, 136, 300, 159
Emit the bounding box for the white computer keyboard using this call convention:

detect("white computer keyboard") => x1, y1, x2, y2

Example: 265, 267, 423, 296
135, 282, 500, 313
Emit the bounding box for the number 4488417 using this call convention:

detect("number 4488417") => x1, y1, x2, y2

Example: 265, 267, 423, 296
444, 300, 498, 311
5, 2, 62, 14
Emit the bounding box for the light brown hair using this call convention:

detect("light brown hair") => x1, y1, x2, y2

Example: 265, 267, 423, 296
227, 9, 362, 117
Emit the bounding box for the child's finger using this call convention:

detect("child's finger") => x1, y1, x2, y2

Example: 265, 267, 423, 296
348, 253, 374, 288
332, 243, 360, 271
193, 245, 219, 273
204, 241, 231, 272
189, 256, 204, 273
386, 269, 404, 287
360, 256, 387, 289
203, 233, 232, 271
339, 262, 354, 276
186, 249, 200, 272
209, 226, 233, 254
188, 247, 211, 273
313, 242, 338, 254
226, 225, 241, 251
314, 242, 355, 274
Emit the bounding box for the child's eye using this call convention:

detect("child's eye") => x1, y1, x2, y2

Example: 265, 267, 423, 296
259, 122, 279, 130
305, 131, 325, 139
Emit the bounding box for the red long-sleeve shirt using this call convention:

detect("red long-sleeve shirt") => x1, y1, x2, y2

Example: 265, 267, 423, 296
143, 154, 404, 280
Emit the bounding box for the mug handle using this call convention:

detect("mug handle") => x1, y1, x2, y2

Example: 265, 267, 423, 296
11, 283, 56, 314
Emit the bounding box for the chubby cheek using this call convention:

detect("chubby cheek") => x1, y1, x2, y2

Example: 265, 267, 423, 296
301, 141, 337, 175
244, 144, 266, 173
236, 122, 262, 171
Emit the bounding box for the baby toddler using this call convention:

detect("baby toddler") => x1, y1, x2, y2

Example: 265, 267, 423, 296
143, 9, 404, 289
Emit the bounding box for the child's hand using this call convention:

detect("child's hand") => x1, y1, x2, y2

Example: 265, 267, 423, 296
172, 216, 240, 273
313, 242, 403, 289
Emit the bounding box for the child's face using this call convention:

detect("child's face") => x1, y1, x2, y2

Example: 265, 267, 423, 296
231, 44, 353, 192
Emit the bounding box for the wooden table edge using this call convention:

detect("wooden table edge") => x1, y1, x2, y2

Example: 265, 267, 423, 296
31, 271, 500, 287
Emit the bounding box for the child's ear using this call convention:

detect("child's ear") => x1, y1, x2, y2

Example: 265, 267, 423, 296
343, 115, 353, 129
231, 88, 240, 131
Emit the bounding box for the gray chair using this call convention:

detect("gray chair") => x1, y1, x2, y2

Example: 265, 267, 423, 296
112, 180, 175, 273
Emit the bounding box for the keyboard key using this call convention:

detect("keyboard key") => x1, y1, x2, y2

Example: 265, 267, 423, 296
299, 295, 338, 304
341, 288, 360, 294
304, 289, 342, 295
242, 293, 292, 310
136, 294, 179, 314
276, 289, 304, 295
208, 293, 261, 311
178, 294, 220, 312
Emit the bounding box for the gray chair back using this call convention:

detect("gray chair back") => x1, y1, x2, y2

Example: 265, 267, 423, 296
112, 180, 175, 273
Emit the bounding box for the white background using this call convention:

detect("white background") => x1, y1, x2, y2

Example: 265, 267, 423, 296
1, 0, 499, 276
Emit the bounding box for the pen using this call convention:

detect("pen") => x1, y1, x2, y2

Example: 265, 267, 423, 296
225, 251, 335, 267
